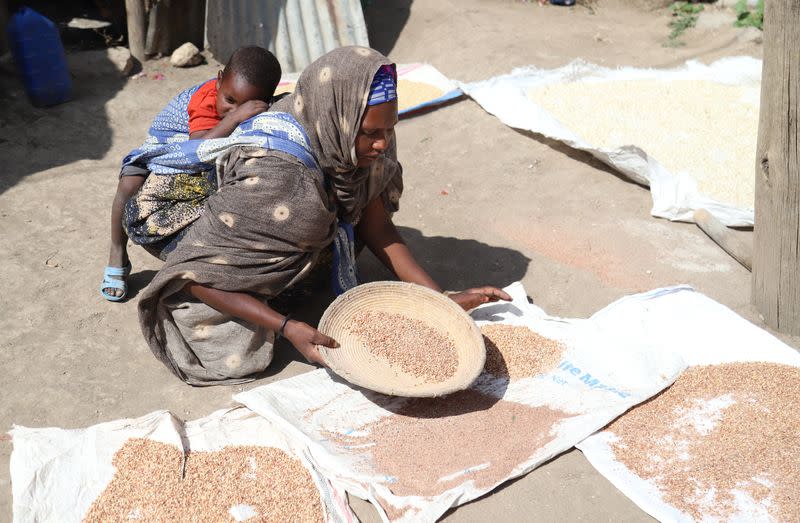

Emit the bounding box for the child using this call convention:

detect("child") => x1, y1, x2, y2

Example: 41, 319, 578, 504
100, 46, 282, 301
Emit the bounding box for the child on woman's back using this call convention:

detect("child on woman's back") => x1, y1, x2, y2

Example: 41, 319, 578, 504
100, 46, 282, 301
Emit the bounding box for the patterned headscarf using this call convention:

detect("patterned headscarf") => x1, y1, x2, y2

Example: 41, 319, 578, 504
270, 46, 403, 224
368, 65, 398, 106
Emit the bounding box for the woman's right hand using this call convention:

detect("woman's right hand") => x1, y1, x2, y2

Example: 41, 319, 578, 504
283, 320, 338, 366
447, 286, 512, 311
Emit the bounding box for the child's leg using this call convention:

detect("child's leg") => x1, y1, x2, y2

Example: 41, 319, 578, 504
102, 172, 146, 298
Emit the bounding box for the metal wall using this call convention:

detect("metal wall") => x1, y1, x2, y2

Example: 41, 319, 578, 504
146, 0, 206, 57
206, 0, 369, 73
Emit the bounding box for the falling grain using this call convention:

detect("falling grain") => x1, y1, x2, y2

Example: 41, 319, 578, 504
481, 324, 565, 380
330, 389, 571, 497
349, 311, 458, 382
83, 439, 323, 522
607, 362, 800, 522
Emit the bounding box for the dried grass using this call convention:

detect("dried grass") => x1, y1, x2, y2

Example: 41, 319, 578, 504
607, 362, 800, 522
349, 310, 458, 382
481, 324, 565, 379
83, 439, 323, 522
528, 79, 760, 208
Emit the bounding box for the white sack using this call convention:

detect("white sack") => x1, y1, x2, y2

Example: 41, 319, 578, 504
234, 282, 685, 522
10, 407, 354, 523
459, 58, 762, 227
576, 286, 800, 522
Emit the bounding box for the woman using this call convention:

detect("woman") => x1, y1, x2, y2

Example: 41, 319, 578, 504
136, 47, 509, 385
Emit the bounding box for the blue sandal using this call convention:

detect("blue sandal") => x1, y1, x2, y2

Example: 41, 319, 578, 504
99, 264, 132, 302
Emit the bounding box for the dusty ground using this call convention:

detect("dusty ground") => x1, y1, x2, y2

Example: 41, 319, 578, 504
0, 0, 792, 521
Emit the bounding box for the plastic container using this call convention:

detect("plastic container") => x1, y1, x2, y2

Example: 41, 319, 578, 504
7, 6, 72, 107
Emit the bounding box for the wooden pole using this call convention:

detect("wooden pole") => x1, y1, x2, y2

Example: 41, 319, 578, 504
694, 209, 753, 271
125, 0, 147, 62
752, 0, 800, 335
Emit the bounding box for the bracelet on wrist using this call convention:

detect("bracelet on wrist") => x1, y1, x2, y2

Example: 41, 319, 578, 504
277, 314, 292, 340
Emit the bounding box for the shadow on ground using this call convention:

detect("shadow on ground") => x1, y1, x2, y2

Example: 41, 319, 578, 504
125, 269, 158, 300
363, 0, 413, 56
0, 49, 127, 194
363, 226, 531, 291
512, 128, 650, 189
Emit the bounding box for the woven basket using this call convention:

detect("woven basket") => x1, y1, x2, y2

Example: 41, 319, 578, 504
317, 281, 486, 397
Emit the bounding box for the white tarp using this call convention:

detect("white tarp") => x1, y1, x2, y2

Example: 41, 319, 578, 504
576, 286, 800, 522
10, 407, 354, 523
459, 57, 762, 227
234, 282, 686, 522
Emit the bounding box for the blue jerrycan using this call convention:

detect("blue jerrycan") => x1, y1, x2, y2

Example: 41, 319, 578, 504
7, 6, 72, 107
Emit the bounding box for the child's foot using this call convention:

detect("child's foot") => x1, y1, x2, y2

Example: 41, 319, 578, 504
100, 249, 131, 301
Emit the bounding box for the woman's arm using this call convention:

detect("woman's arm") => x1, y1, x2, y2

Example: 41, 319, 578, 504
357, 197, 511, 310
183, 282, 337, 365
357, 196, 442, 291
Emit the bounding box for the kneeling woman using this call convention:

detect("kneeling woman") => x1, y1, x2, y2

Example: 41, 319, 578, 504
135, 47, 509, 385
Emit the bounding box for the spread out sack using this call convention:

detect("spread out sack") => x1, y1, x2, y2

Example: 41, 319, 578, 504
234, 282, 685, 522
459, 57, 762, 227
276, 63, 462, 117
577, 286, 800, 523
10, 407, 354, 523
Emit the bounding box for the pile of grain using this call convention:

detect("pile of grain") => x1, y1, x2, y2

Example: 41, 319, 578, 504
397, 79, 445, 112
480, 324, 565, 379
607, 362, 800, 522
83, 439, 323, 522
528, 79, 760, 208
332, 389, 571, 497
348, 310, 458, 382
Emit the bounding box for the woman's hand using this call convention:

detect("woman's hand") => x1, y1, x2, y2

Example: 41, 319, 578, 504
283, 320, 338, 366
447, 286, 512, 311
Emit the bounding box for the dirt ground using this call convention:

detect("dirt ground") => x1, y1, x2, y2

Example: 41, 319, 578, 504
0, 0, 793, 521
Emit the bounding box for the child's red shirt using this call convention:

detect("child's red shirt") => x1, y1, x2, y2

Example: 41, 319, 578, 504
187, 79, 220, 135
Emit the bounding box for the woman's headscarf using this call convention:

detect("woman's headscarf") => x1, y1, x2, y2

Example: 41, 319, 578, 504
270, 46, 403, 224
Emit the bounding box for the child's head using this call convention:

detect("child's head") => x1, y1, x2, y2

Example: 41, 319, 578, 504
215, 46, 282, 117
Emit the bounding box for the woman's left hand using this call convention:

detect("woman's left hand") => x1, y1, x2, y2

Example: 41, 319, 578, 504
447, 286, 512, 311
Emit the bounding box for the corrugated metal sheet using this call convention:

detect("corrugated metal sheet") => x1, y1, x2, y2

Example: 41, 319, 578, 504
205, 0, 369, 73
146, 0, 206, 57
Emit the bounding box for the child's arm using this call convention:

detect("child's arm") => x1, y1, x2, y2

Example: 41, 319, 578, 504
190, 99, 269, 140
357, 197, 511, 310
